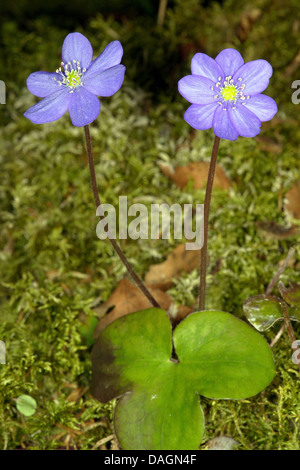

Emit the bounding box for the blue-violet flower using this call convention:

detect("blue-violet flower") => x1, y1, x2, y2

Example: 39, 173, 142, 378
24, 32, 126, 127
178, 48, 277, 141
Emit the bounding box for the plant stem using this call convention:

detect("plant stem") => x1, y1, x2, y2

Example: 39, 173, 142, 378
198, 135, 221, 311
269, 323, 286, 348
84, 124, 160, 308
265, 247, 295, 296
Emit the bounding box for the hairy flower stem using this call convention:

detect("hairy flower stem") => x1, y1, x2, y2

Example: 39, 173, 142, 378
198, 135, 221, 311
84, 125, 160, 308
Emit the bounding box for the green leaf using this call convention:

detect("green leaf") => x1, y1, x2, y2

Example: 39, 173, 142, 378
78, 315, 98, 347
114, 364, 204, 450
288, 306, 300, 322
16, 395, 37, 417
91, 308, 275, 450
173, 311, 275, 399
91, 308, 172, 403
243, 294, 300, 331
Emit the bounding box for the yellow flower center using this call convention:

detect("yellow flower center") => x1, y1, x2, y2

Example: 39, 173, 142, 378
221, 83, 238, 101
65, 69, 81, 88
53, 60, 86, 92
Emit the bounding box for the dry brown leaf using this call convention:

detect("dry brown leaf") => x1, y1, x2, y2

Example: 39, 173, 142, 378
93, 278, 172, 336
256, 221, 299, 240
67, 386, 89, 403
236, 8, 261, 42
172, 305, 194, 326
285, 181, 300, 219
159, 161, 231, 191
145, 243, 200, 290
255, 135, 283, 154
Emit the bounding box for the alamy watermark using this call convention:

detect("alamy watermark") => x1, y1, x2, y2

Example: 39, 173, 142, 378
292, 340, 300, 365
95, 197, 204, 250
291, 80, 300, 104
0, 81, 6, 104
0, 341, 5, 364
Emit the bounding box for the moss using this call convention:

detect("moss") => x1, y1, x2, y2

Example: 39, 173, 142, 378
0, 0, 300, 449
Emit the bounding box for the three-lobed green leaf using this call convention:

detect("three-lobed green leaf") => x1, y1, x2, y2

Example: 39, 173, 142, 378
91, 308, 275, 450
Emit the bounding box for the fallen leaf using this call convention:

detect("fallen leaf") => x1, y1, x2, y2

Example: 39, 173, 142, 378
256, 221, 299, 240
67, 386, 89, 403
158, 161, 231, 190
93, 278, 172, 336
266, 117, 298, 129
171, 305, 194, 326
236, 8, 261, 42
285, 181, 300, 219
145, 243, 200, 290
255, 135, 283, 154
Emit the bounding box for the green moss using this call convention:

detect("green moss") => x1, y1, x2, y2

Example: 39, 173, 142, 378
0, 0, 300, 449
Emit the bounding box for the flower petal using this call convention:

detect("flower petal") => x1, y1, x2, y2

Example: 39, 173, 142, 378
215, 49, 244, 77
243, 94, 278, 122
184, 103, 217, 130
84, 41, 123, 78
232, 60, 273, 95
178, 75, 215, 104
68, 87, 101, 127
191, 53, 224, 82
27, 71, 63, 97
62, 32, 93, 70
228, 103, 261, 137
213, 105, 239, 141
84, 64, 126, 97
23, 88, 72, 124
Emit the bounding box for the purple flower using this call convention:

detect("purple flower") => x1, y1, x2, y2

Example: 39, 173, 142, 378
178, 48, 277, 141
24, 32, 126, 127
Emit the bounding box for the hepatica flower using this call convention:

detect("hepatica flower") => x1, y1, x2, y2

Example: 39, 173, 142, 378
24, 32, 126, 127
178, 48, 277, 141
